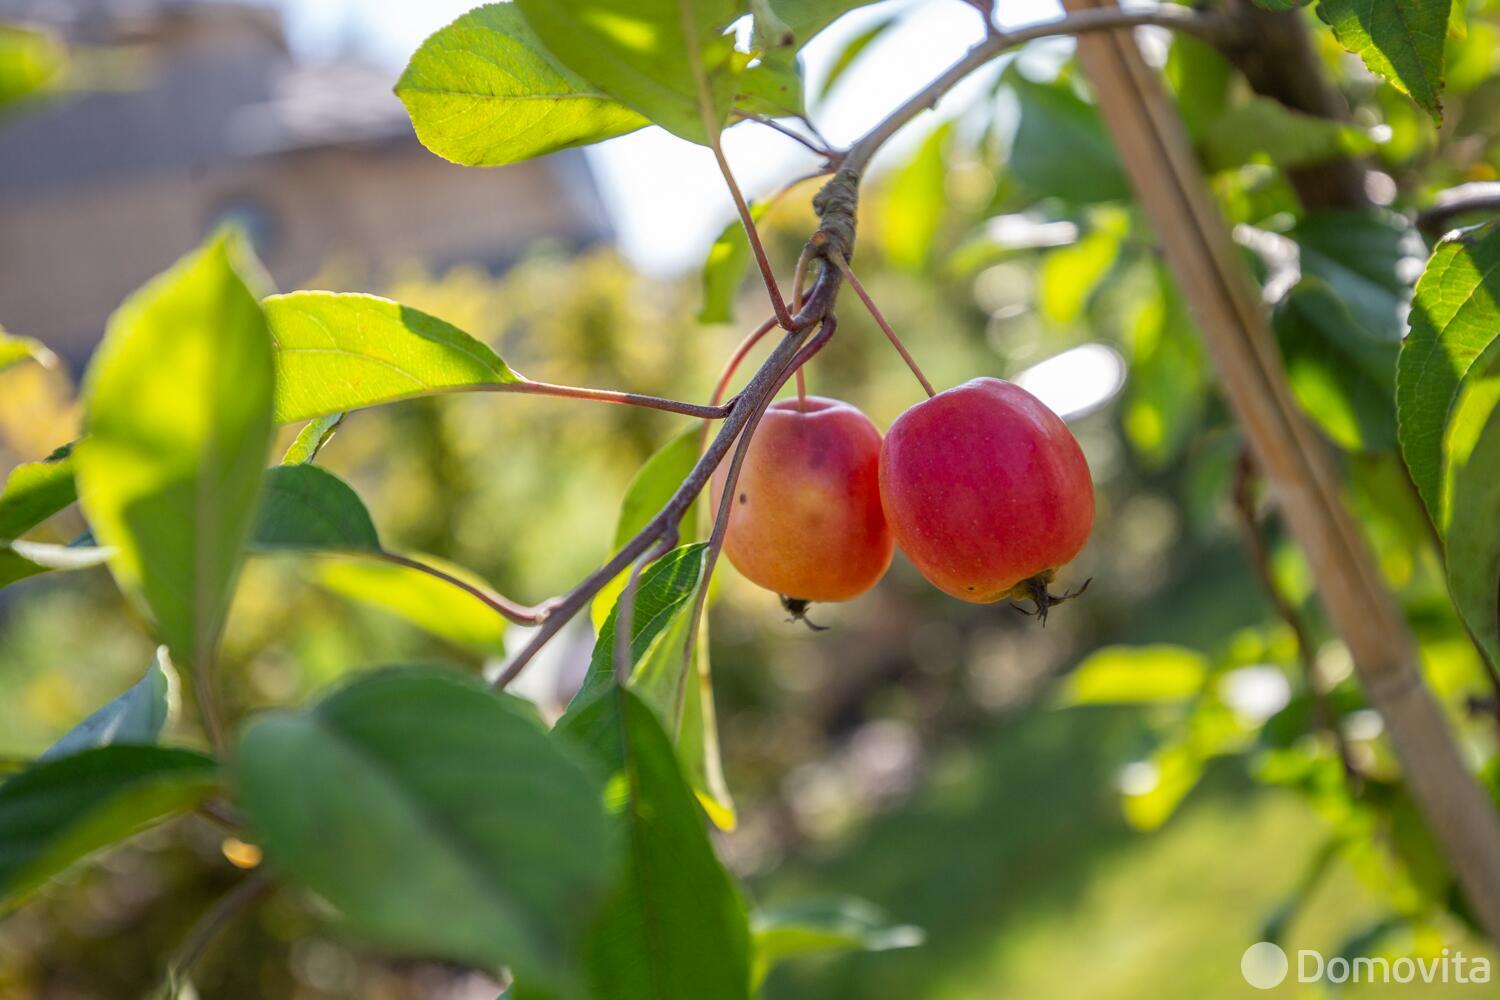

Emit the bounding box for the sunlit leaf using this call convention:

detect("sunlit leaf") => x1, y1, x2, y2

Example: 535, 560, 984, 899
1005, 69, 1130, 204
557, 685, 750, 999
0, 443, 76, 539
0, 746, 217, 908
0, 326, 57, 374
1058, 645, 1209, 705
1274, 279, 1398, 452
751, 897, 923, 988
40, 650, 177, 762
235, 668, 608, 989
75, 233, 274, 673
1438, 343, 1500, 663
281, 413, 344, 465
1319, 0, 1449, 121
0, 22, 65, 110
396, 4, 647, 167
592, 429, 703, 631
699, 204, 770, 325
312, 553, 510, 655
1122, 271, 1205, 468
1397, 221, 1500, 521
878, 120, 952, 272
1037, 214, 1124, 325
264, 291, 520, 423
1122, 740, 1203, 831
766, 0, 883, 48
514, 0, 743, 145
736, 49, 805, 119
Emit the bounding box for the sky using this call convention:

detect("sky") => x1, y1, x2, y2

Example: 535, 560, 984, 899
270, 0, 1066, 274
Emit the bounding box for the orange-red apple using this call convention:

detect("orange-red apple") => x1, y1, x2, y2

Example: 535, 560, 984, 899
711, 396, 893, 604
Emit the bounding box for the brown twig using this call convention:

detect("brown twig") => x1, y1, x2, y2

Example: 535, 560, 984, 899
374, 552, 554, 625
499, 379, 734, 420
1416, 183, 1500, 236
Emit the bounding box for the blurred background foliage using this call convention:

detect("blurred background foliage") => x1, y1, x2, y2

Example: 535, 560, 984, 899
7, 0, 1500, 996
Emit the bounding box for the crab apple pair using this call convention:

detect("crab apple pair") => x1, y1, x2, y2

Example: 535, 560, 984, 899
710, 377, 1095, 621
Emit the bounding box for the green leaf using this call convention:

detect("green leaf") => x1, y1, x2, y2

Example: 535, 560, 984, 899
1253, 0, 1313, 9
514, 0, 743, 145
1058, 645, 1209, 706
699, 205, 769, 325
234, 668, 608, 989
878, 121, 953, 272
735, 49, 805, 120
1274, 279, 1399, 452
1438, 343, 1500, 662
1122, 740, 1204, 831
40, 650, 177, 762
574, 544, 733, 827
264, 291, 520, 423
1291, 211, 1414, 342
0, 22, 65, 110
751, 898, 923, 988
0, 539, 111, 589
0, 326, 57, 373
0, 443, 76, 539
0, 746, 217, 907
1200, 96, 1375, 172
816, 13, 898, 101
251, 465, 380, 553
1165, 36, 1232, 139
766, 0, 883, 47
75, 233, 274, 672
281, 413, 344, 465
592, 429, 703, 631
1037, 213, 1124, 325
1006, 70, 1130, 204
312, 554, 510, 655
1318, 0, 1449, 121
1397, 221, 1500, 520
1122, 271, 1206, 468
396, 4, 647, 168
556, 686, 750, 1000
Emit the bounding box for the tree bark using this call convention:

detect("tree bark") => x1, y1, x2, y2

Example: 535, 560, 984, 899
1060, 0, 1500, 942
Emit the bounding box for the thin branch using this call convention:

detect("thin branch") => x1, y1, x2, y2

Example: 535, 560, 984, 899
711, 134, 797, 329
162, 872, 275, 997
374, 552, 554, 625
830, 252, 936, 398
1416, 182, 1500, 236
732, 110, 835, 158
837, 5, 1243, 180
496, 379, 734, 420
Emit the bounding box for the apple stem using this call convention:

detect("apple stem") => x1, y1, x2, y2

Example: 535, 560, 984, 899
829, 252, 937, 399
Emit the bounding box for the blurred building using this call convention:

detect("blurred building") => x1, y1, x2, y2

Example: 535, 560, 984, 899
0, 0, 612, 362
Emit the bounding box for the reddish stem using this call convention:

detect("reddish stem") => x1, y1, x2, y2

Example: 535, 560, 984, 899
830, 252, 936, 398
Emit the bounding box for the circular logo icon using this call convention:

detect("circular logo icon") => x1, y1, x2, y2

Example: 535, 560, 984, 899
1241, 941, 1289, 990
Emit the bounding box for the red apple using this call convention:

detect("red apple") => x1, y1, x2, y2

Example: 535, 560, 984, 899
711, 396, 893, 604
879, 377, 1093, 611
